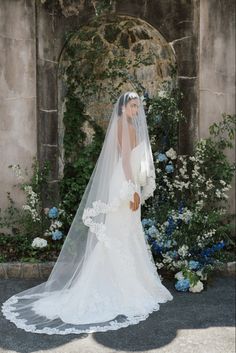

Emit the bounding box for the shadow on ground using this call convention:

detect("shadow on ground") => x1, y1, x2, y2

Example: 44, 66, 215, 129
0, 275, 235, 353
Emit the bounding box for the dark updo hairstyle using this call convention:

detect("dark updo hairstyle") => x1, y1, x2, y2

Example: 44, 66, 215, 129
117, 93, 130, 116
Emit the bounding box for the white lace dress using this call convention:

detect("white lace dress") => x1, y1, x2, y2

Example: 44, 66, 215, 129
2, 141, 173, 335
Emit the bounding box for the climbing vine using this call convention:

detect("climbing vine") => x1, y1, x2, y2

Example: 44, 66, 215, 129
58, 16, 177, 229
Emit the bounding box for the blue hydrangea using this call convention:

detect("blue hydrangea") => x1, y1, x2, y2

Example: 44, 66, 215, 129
170, 250, 179, 259
165, 163, 174, 173
188, 260, 201, 270
157, 153, 168, 162
164, 240, 172, 249
216, 241, 225, 250
52, 230, 63, 240
141, 218, 155, 227
147, 225, 158, 236
151, 240, 163, 254
175, 279, 190, 292
48, 207, 59, 219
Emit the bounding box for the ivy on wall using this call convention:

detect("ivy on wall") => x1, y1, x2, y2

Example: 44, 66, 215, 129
58, 15, 177, 229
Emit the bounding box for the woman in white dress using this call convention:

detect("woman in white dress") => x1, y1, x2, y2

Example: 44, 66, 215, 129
2, 92, 173, 335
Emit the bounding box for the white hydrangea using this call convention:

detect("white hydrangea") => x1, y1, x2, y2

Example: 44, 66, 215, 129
206, 178, 214, 190
189, 280, 204, 293
31, 237, 47, 249
219, 180, 226, 186
178, 208, 193, 223
196, 199, 204, 210
156, 262, 164, 269
215, 189, 222, 198
178, 245, 189, 257
174, 271, 185, 280
165, 148, 177, 160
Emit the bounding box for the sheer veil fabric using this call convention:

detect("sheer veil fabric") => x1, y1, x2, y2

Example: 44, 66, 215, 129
1, 92, 173, 335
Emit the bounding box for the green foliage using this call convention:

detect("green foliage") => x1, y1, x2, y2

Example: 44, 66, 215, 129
142, 111, 236, 287
0, 159, 65, 262
58, 18, 162, 228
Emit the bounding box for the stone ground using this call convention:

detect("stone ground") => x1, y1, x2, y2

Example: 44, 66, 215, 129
0, 274, 235, 353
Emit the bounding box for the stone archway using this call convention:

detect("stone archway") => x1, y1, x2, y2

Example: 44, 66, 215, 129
57, 15, 177, 180
36, 1, 199, 205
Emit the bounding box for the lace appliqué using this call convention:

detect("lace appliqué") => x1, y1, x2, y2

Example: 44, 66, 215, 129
82, 179, 139, 247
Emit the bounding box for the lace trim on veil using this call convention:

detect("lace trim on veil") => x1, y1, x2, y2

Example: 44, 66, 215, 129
82, 179, 139, 247
2, 292, 171, 335
140, 170, 156, 205
1, 171, 167, 336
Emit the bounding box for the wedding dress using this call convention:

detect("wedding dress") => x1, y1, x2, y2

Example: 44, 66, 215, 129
2, 92, 173, 335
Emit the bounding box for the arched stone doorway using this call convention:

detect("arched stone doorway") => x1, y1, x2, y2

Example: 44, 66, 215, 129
58, 15, 176, 180
36, 1, 199, 205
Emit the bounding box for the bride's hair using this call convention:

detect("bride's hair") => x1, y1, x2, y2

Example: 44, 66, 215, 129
117, 92, 139, 116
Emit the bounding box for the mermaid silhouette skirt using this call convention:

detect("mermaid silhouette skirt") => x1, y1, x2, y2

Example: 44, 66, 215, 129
1, 143, 173, 334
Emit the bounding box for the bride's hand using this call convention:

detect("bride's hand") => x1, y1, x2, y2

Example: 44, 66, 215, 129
130, 192, 140, 211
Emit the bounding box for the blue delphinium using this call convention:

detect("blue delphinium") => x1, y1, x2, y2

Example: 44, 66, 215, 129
48, 207, 59, 219
188, 260, 201, 270
201, 241, 225, 257
165, 215, 176, 236
52, 230, 63, 241
175, 279, 190, 292
165, 163, 174, 173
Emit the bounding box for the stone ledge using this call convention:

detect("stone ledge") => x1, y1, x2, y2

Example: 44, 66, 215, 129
0, 261, 235, 279
0, 262, 55, 279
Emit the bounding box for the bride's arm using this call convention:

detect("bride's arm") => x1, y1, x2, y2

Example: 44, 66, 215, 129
118, 119, 135, 181
118, 120, 140, 210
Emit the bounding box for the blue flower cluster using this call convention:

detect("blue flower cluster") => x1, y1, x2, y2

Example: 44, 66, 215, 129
188, 260, 201, 270
165, 162, 174, 174
175, 278, 190, 292
201, 241, 225, 257
165, 215, 176, 236
156, 152, 167, 162
141, 218, 155, 228
52, 230, 63, 241
48, 207, 59, 219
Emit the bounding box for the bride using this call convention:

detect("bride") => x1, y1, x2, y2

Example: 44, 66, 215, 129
1, 92, 173, 335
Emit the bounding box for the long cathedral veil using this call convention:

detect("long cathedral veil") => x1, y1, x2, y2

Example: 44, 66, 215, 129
2, 92, 157, 334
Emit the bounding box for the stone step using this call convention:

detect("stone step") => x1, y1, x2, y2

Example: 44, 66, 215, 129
0, 261, 235, 279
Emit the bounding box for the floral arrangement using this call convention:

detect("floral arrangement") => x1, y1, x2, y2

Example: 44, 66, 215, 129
0, 158, 68, 261
141, 85, 236, 293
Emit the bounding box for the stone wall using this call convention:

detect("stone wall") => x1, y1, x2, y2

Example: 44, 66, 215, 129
0, 0, 235, 217
0, 0, 37, 211
199, 0, 235, 215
